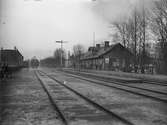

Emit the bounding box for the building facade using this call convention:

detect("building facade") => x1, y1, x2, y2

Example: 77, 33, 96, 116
80, 42, 134, 72
0, 47, 24, 67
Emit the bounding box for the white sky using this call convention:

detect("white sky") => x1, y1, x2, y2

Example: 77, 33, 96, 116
0, 0, 150, 59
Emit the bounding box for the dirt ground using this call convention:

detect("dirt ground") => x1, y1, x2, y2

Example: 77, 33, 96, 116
1, 68, 167, 125
0, 69, 61, 125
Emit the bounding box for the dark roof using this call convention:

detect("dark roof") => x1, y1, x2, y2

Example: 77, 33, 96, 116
81, 43, 132, 60
0, 49, 23, 58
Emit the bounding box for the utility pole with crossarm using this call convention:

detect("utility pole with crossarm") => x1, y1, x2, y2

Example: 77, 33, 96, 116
55, 40, 68, 67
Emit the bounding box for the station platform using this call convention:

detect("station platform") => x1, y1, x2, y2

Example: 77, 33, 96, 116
62, 68, 167, 83
62, 68, 143, 83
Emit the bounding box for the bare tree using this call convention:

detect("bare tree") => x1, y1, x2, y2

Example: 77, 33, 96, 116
111, 3, 152, 73
112, 22, 127, 47
111, 17, 133, 49
149, 0, 167, 74
111, 8, 141, 72
54, 48, 66, 67
72, 44, 85, 69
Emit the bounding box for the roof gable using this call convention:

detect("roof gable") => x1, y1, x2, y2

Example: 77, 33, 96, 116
81, 43, 128, 60
1, 49, 23, 58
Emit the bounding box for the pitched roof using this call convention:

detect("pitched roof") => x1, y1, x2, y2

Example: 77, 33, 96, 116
0, 49, 23, 58
81, 43, 132, 60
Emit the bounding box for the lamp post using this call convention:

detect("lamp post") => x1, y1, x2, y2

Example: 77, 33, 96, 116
55, 40, 68, 67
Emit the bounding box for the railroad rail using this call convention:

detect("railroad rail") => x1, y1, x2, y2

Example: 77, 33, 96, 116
36, 70, 134, 125
79, 73, 167, 95
64, 69, 167, 86
73, 72, 167, 95
35, 71, 68, 125
56, 70, 167, 104
142, 80, 167, 86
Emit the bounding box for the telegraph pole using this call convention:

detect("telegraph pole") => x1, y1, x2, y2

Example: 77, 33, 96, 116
142, 0, 146, 73
55, 40, 68, 67
93, 32, 95, 47
134, 7, 137, 73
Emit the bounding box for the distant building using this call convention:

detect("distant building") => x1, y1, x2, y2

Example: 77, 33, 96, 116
80, 42, 134, 72
40, 57, 57, 67
0, 47, 24, 67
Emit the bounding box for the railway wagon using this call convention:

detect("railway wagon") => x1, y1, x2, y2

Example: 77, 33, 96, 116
0, 48, 24, 71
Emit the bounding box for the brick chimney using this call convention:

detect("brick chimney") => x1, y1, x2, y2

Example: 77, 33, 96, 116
14, 46, 17, 49
104, 41, 110, 48
88, 47, 94, 52
88, 47, 96, 54
96, 44, 100, 49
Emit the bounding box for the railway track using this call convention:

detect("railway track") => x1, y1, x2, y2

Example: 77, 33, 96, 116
65, 70, 167, 87
35, 70, 134, 125
35, 71, 68, 125
142, 80, 167, 86
56, 70, 167, 104
80, 73, 167, 95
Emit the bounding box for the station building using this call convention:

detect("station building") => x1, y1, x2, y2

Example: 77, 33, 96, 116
0, 47, 24, 67
80, 42, 134, 71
